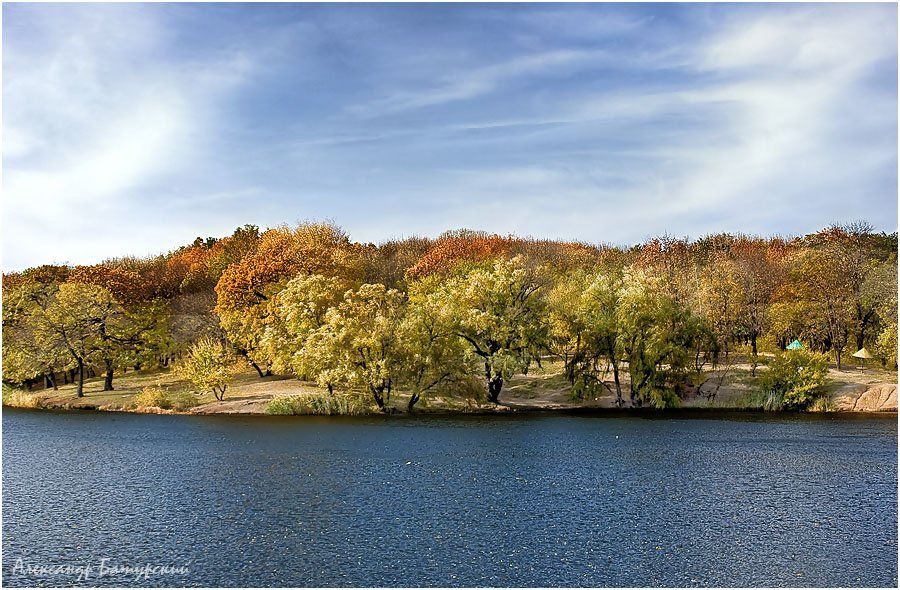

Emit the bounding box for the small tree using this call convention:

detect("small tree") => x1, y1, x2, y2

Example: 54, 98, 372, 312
176, 338, 236, 401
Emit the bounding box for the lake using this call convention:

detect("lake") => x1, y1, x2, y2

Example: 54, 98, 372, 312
2, 408, 896, 587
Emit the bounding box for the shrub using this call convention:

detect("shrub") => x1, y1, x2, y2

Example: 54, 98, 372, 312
2, 385, 41, 408
133, 386, 172, 410
265, 393, 370, 415
759, 350, 830, 410
876, 324, 898, 368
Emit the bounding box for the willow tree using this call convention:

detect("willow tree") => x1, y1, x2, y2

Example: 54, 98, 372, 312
617, 268, 703, 408
307, 283, 407, 410
547, 266, 627, 405
419, 256, 548, 404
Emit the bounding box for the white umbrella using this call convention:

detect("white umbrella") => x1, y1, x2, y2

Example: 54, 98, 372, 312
852, 348, 873, 359
852, 347, 873, 370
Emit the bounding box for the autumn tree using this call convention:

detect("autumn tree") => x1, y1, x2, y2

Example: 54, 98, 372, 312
789, 249, 854, 369
730, 238, 789, 355
697, 254, 743, 362
406, 230, 516, 279
215, 222, 364, 376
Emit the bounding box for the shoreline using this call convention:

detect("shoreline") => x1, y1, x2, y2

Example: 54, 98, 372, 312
5, 399, 897, 419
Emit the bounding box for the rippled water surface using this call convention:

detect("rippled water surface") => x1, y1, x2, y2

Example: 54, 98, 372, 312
2, 409, 897, 587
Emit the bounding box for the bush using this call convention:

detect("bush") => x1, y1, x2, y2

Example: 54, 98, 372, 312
133, 386, 172, 410
265, 393, 370, 415
2, 385, 41, 408
759, 350, 830, 410
876, 324, 898, 368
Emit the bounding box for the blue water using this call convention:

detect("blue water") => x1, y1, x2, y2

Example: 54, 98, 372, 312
2, 409, 897, 587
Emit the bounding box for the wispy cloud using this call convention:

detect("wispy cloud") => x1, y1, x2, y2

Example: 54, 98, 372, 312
350, 48, 607, 116
2, 3, 896, 269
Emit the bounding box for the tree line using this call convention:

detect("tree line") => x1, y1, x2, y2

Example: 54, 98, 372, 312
3, 221, 896, 410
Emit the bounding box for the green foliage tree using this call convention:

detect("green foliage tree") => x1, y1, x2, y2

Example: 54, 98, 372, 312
617, 268, 702, 408
402, 280, 467, 410
14, 283, 126, 397
306, 283, 407, 410
176, 338, 236, 401
420, 257, 548, 403
260, 274, 348, 377
547, 267, 627, 405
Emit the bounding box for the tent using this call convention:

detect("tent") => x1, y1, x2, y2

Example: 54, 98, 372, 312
786, 339, 803, 350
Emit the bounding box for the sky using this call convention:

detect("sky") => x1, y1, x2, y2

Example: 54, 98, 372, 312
2, 2, 897, 270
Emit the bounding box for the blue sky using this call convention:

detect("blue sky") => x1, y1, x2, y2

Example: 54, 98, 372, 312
3, 2, 897, 270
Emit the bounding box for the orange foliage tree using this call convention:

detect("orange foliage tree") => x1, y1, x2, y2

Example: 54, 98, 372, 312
214, 222, 364, 376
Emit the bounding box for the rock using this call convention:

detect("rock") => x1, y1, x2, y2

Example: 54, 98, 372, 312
831, 383, 897, 412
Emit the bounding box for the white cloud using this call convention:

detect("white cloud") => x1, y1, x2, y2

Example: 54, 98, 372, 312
2, 5, 255, 269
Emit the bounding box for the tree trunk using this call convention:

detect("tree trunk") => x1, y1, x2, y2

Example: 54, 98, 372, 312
751, 334, 758, 356
249, 360, 265, 378
372, 388, 385, 411
76, 359, 85, 397
612, 363, 623, 408
487, 375, 503, 403
483, 362, 503, 403
629, 379, 641, 408
835, 350, 842, 371
103, 359, 115, 391
407, 392, 420, 412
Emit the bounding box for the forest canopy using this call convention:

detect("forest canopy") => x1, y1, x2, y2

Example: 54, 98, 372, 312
3, 221, 897, 410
